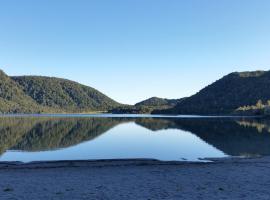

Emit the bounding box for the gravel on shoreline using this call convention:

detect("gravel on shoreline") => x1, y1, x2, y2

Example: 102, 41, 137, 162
0, 157, 270, 200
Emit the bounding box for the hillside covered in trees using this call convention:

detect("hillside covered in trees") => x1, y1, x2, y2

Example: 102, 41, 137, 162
155, 71, 270, 115
0, 70, 52, 113
0, 70, 121, 113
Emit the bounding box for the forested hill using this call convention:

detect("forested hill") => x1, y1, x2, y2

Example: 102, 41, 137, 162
162, 70, 270, 115
0, 69, 121, 113
0, 70, 46, 113
11, 76, 121, 113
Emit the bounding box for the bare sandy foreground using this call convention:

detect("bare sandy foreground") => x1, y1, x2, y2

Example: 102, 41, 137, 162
0, 157, 270, 200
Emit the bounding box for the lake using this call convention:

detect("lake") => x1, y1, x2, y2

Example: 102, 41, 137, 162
0, 114, 269, 162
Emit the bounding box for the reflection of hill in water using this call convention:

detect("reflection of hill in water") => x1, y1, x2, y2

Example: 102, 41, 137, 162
236, 119, 270, 133
12, 118, 129, 151
134, 118, 176, 131
0, 118, 40, 155
0, 117, 130, 153
0, 117, 270, 157
136, 118, 270, 156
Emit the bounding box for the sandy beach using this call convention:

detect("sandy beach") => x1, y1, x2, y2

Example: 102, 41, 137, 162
0, 157, 269, 200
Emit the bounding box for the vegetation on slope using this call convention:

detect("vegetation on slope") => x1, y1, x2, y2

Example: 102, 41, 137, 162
12, 76, 121, 112
0, 69, 121, 113
234, 100, 270, 116
0, 70, 52, 113
157, 71, 270, 115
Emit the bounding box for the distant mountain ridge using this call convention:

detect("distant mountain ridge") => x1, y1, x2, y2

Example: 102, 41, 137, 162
135, 97, 181, 107
0, 70, 121, 113
110, 97, 185, 114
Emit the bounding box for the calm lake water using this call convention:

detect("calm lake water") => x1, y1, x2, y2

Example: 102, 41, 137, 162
0, 114, 269, 162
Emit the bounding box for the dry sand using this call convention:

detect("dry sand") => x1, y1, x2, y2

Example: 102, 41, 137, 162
0, 157, 270, 200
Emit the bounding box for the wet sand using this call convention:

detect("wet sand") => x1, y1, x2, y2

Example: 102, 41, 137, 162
0, 157, 270, 200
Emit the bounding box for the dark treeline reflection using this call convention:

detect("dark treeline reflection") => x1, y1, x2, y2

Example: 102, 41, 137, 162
0, 117, 130, 154
0, 117, 270, 157
136, 118, 270, 156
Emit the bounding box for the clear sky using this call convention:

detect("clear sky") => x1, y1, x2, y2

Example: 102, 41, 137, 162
0, 0, 270, 104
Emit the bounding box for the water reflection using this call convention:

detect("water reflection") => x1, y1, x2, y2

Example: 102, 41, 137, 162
0, 116, 269, 161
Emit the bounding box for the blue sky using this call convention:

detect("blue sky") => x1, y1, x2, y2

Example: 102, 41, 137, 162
0, 0, 270, 104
